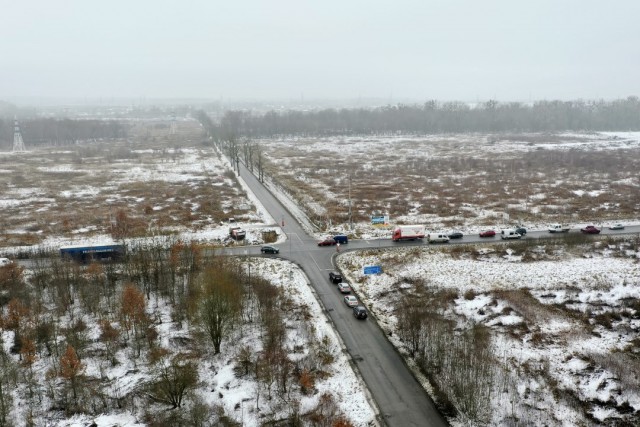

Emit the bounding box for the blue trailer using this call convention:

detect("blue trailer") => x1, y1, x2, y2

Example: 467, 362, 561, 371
60, 244, 125, 263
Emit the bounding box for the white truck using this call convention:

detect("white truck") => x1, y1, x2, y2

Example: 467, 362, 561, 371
548, 223, 570, 233
500, 229, 522, 240
392, 225, 425, 241
427, 233, 450, 243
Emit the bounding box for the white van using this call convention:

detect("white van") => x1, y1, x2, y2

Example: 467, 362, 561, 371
427, 233, 450, 243
500, 229, 522, 240
0, 257, 12, 267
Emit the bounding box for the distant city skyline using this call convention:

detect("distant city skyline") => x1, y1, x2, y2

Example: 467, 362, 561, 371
1, 1, 639, 104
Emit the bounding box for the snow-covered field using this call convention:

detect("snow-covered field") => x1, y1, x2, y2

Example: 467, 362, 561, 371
337, 240, 640, 425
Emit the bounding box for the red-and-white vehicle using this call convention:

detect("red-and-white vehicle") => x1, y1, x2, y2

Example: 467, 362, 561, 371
229, 227, 246, 240
391, 225, 425, 242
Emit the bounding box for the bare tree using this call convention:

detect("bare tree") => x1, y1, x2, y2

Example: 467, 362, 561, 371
59, 344, 85, 403
147, 355, 198, 409
198, 261, 242, 354
0, 349, 15, 427
120, 284, 149, 358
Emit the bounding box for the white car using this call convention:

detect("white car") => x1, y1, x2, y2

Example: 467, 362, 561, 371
0, 258, 12, 267
609, 223, 625, 230
343, 295, 358, 307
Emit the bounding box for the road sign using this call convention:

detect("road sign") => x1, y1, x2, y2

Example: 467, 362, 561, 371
364, 265, 382, 275
371, 215, 389, 225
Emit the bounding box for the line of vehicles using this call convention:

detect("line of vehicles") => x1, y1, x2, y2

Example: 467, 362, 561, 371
390, 224, 529, 242
329, 270, 368, 319
2, 220, 624, 267
390, 222, 627, 243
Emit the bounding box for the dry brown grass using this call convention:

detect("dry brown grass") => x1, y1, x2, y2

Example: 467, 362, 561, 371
258, 135, 640, 228
494, 289, 564, 326
0, 121, 256, 247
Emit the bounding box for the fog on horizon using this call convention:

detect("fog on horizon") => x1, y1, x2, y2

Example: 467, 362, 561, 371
1, 0, 639, 105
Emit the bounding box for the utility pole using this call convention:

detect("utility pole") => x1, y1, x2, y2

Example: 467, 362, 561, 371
348, 174, 353, 230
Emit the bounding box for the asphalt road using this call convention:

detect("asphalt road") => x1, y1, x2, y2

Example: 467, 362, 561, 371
229, 163, 449, 427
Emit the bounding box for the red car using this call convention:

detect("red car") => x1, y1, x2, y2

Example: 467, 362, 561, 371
479, 230, 496, 237
580, 225, 601, 234
318, 238, 337, 246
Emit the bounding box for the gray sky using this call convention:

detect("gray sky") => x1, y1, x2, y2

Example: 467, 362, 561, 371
1, 0, 639, 103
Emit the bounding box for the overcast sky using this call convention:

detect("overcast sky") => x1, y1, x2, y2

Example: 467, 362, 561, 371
1, 0, 639, 103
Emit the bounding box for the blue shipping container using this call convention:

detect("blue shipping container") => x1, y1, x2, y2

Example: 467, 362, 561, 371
60, 244, 125, 263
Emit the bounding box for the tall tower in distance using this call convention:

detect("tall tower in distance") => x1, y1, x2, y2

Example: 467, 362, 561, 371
12, 117, 26, 152
169, 111, 177, 135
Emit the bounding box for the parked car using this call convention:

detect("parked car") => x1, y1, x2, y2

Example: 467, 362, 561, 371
609, 223, 625, 230
448, 231, 464, 239
344, 295, 359, 307
260, 246, 279, 254
318, 238, 337, 246
337, 282, 351, 293
353, 305, 368, 319
479, 230, 496, 237
580, 225, 601, 234
329, 271, 343, 283
0, 257, 12, 267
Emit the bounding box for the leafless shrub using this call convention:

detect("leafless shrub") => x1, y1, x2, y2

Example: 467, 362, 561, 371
463, 289, 477, 300
593, 311, 622, 330
494, 289, 557, 325
590, 351, 640, 394
262, 230, 277, 243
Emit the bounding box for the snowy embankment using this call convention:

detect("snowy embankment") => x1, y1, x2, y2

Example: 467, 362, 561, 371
337, 243, 640, 426
247, 258, 379, 426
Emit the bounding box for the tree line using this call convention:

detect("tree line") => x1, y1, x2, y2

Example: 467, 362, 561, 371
199, 96, 640, 138
0, 118, 127, 149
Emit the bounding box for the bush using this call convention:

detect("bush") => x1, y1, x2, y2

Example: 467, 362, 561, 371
463, 289, 477, 300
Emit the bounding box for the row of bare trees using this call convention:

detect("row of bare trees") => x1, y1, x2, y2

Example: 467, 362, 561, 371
397, 292, 496, 423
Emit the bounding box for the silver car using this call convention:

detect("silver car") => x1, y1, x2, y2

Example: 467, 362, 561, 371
344, 295, 358, 307
337, 282, 351, 293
